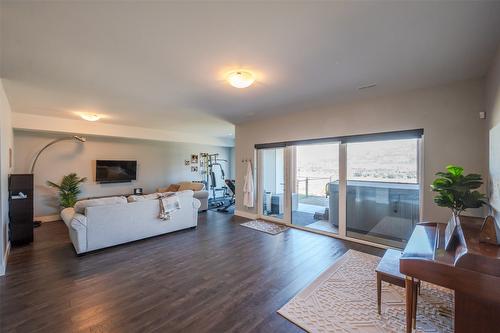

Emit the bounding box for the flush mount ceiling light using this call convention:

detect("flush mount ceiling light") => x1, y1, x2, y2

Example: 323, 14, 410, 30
80, 113, 101, 121
227, 70, 255, 89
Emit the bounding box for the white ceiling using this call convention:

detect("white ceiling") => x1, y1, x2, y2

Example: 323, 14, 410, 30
1, 1, 500, 140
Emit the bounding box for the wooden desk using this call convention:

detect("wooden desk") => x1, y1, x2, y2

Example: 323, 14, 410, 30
400, 217, 500, 333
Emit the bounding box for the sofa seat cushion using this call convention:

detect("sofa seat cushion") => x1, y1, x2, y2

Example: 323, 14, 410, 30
74, 196, 128, 214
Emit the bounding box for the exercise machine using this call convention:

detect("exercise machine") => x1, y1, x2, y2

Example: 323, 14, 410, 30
217, 179, 236, 212
200, 153, 235, 210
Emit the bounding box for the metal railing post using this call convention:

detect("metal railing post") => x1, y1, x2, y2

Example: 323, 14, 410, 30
305, 177, 309, 197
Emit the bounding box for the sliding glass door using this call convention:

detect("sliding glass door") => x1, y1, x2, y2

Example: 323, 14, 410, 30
346, 139, 420, 247
256, 131, 422, 248
290, 143, 339, 234
258, 148, 286, 221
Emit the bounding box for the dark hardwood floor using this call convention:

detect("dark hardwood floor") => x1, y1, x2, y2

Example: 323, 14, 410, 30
0, 211, 383, 333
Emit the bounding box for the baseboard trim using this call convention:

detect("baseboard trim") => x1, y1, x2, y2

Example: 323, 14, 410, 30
35, 214, 61, 223
1, 241, 11, 276
234, 210, 257, 220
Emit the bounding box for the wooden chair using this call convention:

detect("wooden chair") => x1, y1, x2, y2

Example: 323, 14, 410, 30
376, 249, 420, 329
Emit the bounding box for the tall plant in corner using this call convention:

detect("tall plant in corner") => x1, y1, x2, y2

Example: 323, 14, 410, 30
430, 165, 486, 217
47, 173, 87, 208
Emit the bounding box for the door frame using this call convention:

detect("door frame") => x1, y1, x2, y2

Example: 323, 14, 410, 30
256, 138, 423, 250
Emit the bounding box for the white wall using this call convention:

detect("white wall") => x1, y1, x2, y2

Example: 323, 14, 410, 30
14, 130, 233, 217
487, 46, 500, 237
0, 80, 14, 275
487, 48, 500, 129
235, 79, 488, 223
229, 147, 236, 181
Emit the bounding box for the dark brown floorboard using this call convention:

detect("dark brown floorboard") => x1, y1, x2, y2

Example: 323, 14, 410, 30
0, 211, 384, 333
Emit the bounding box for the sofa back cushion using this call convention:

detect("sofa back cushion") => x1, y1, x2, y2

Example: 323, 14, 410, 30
178, 182, 205, 191
74, 196, 128, 214
127, 193, 161, 203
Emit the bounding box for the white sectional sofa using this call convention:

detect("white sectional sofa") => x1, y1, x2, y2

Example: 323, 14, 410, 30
157, 182, 209, 211
61, 190, 201, 254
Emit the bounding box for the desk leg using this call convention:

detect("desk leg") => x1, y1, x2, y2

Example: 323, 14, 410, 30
412, 281, 418, 329
405, 276, 414, 333
377, 272, 381, 315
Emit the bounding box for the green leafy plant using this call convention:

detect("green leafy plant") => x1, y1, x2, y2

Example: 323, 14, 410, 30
47, 173, 87, 208
430, 165, 487, 216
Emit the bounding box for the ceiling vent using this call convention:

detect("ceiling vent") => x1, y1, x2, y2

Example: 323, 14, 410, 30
358, 83, 377, 90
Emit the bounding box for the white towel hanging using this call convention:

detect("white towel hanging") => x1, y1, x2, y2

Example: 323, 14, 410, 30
243, 161, 254, 208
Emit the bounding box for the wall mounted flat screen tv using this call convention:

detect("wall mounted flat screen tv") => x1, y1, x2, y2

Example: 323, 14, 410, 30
96, 160, 137, 183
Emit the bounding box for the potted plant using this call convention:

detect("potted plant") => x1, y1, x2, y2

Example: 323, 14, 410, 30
430, 165, 487, 219
47, 173, 87, 208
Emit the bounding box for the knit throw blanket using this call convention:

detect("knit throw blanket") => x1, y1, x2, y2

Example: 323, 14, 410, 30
158, 193, 181, 220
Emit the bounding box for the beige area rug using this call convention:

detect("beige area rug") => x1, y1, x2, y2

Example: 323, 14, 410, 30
278, 250, 453, 333
240, 220, 289, 235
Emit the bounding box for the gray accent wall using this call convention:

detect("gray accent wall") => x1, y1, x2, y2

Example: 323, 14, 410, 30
235, 79, 488, 223
14, 131, 233, 217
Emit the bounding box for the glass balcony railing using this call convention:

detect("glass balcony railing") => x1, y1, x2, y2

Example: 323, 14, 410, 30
328, 181, 419, 247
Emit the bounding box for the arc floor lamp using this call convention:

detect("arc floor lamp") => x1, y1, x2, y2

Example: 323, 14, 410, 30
30, 135, 86, 173
30, 135, 86, 227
